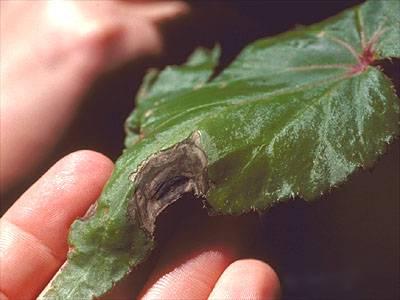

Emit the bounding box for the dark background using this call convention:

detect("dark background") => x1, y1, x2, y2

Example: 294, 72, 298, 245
2, 1, 398, 299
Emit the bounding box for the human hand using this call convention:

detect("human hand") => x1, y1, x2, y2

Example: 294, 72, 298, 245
0, 0, 189, 192
0, 151, 280, 299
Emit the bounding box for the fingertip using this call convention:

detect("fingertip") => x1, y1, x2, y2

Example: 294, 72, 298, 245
139, 216, 250, 300
35, 149, 114, 201
115, 1, 191, 66
140, 250, 234, 300
209, 259, 281, 300
3, 149, 114, 264
1, 150, 114, 299
5, 149, 114, 222
129, 1, 191, 23
54, 150, 114, 175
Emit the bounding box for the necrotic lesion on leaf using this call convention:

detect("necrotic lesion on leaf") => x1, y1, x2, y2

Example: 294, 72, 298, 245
128, 132, 209, 236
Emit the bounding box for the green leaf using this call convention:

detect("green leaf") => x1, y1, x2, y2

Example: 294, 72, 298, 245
124, 46, 220, 148
39, 1, 399, 299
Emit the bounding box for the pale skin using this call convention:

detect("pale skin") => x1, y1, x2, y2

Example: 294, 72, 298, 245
0, 1, 280, 299
0, 0, 189, 191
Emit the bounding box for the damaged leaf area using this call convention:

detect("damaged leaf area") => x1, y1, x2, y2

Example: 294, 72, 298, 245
128, 132, 208, 235
39, 1, 399, 299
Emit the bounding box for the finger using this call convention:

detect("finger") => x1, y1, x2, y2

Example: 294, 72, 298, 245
0, 150, 113, 300
44, 1, 190, 71
208, 259, 281, 300
101, 1, 190, 69
139, 215, 257, 299
122, 1, 190, 23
